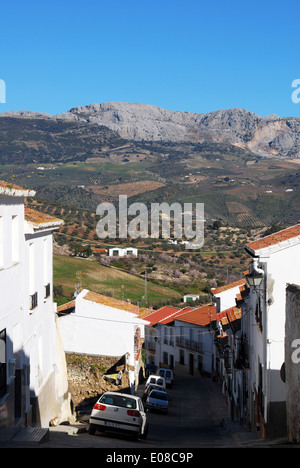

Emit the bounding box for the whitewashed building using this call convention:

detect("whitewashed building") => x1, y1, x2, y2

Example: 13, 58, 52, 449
174, 305, 217, 375
57, 289, 149, 392
211, 278, 246, 313
0, 181, 70, 429
144, 305, 217, 375
108, 247, 138, 257
239, 224, 300, 439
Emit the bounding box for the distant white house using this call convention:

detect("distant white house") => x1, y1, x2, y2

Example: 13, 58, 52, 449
57, 289, 149, 392
0, 181, 70, 429
183, 294, 200, 303
109, 247, 138, 257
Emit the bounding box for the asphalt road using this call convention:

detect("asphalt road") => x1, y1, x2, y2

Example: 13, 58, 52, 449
1, 366, 260, 450
47, 366, 239, 448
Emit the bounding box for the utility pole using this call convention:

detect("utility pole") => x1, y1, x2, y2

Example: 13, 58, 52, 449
144, 270, 147, 303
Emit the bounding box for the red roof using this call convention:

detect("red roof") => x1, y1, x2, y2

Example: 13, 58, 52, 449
217, 306, 241, 323
246, 224, 300, 252
144, 306, 181, 326
159, 307, 195, 324
211, 279, 246, 296
176, 305, 217, 327
57, 301, 76, 313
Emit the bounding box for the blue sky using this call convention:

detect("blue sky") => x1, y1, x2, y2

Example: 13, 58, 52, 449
0, 0, 299, 117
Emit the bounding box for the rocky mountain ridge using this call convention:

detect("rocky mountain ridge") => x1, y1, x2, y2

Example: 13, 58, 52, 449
2, 102, 300, 158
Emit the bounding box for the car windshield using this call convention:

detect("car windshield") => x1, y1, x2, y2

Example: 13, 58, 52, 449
100, 394, 137, 409
166, 371, 171, 378
150, 391, 168, 400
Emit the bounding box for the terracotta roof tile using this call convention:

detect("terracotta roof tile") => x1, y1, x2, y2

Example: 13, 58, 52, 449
236, 284, 250, 304
217, 306, 241, 323
246, 224, 300, 252
211, 279, 246, 295
144, 306, 181, 326
176, 305, 217, 327
57, 301, 76, 313
159, 307, 195, 325
25, 206, 63, 228
0, 180, 36, 197
83, 290, 139, 314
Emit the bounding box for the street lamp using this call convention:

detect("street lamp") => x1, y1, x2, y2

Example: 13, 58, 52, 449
245, 258, 264, 288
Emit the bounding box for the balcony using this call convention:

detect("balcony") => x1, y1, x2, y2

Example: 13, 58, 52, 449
145, 341, 156, 352
176, 336, 203, 353
234, 334, 250, 369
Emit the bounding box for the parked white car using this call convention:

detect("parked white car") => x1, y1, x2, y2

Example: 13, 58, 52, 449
145, 389, 169, 414
145, 374, 166, 390
89, 392, 148, 440
158, 368, 174, 387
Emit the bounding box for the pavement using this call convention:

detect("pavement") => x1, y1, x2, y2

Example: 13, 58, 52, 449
0, 366, 298, 448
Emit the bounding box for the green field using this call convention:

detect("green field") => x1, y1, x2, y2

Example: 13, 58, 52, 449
53, 254, 181, 307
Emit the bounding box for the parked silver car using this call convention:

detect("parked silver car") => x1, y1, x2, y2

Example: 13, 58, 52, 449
145, 389, 169, 414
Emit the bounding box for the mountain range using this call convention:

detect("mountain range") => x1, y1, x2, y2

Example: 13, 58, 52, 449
2, 102, 300, 159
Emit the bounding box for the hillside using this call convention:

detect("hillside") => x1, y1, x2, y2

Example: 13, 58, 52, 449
55, 103, 300, 159
2, 102, 300, 159
0, 102, 299, 228
53, 254, 182, 307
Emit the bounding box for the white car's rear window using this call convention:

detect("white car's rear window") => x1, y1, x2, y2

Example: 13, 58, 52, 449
100, 394, 137, 409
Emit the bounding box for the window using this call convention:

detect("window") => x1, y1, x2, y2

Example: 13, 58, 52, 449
44, 283, 51, 299
0, 329, 7, 399
12, 215, 19, 263
30, 292, 38, 311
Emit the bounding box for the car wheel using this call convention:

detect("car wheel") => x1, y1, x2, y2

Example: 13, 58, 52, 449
88, 424, 96, 435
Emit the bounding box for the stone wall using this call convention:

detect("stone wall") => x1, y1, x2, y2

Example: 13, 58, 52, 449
285, 284, 300, 443
65, 353, 131, 411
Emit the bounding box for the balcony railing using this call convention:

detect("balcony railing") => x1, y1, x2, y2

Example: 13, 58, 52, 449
176, 336, 203, 353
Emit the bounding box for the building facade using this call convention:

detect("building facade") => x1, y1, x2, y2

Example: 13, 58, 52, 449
57, 289, 149, 392
0, 182, 70, 429
240, 224, 300, 439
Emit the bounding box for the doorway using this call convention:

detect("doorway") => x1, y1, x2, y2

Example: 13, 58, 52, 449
189, 353, 194, 375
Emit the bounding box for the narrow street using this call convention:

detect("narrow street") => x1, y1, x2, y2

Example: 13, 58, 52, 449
1, 365, 261, 448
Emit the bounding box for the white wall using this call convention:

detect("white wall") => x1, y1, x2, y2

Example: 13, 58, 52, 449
0, 195, 71, 427
214, 284, 244, 312
57, 290, 147, 391
109, 247, 138, 257
245, 242, 300, 433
